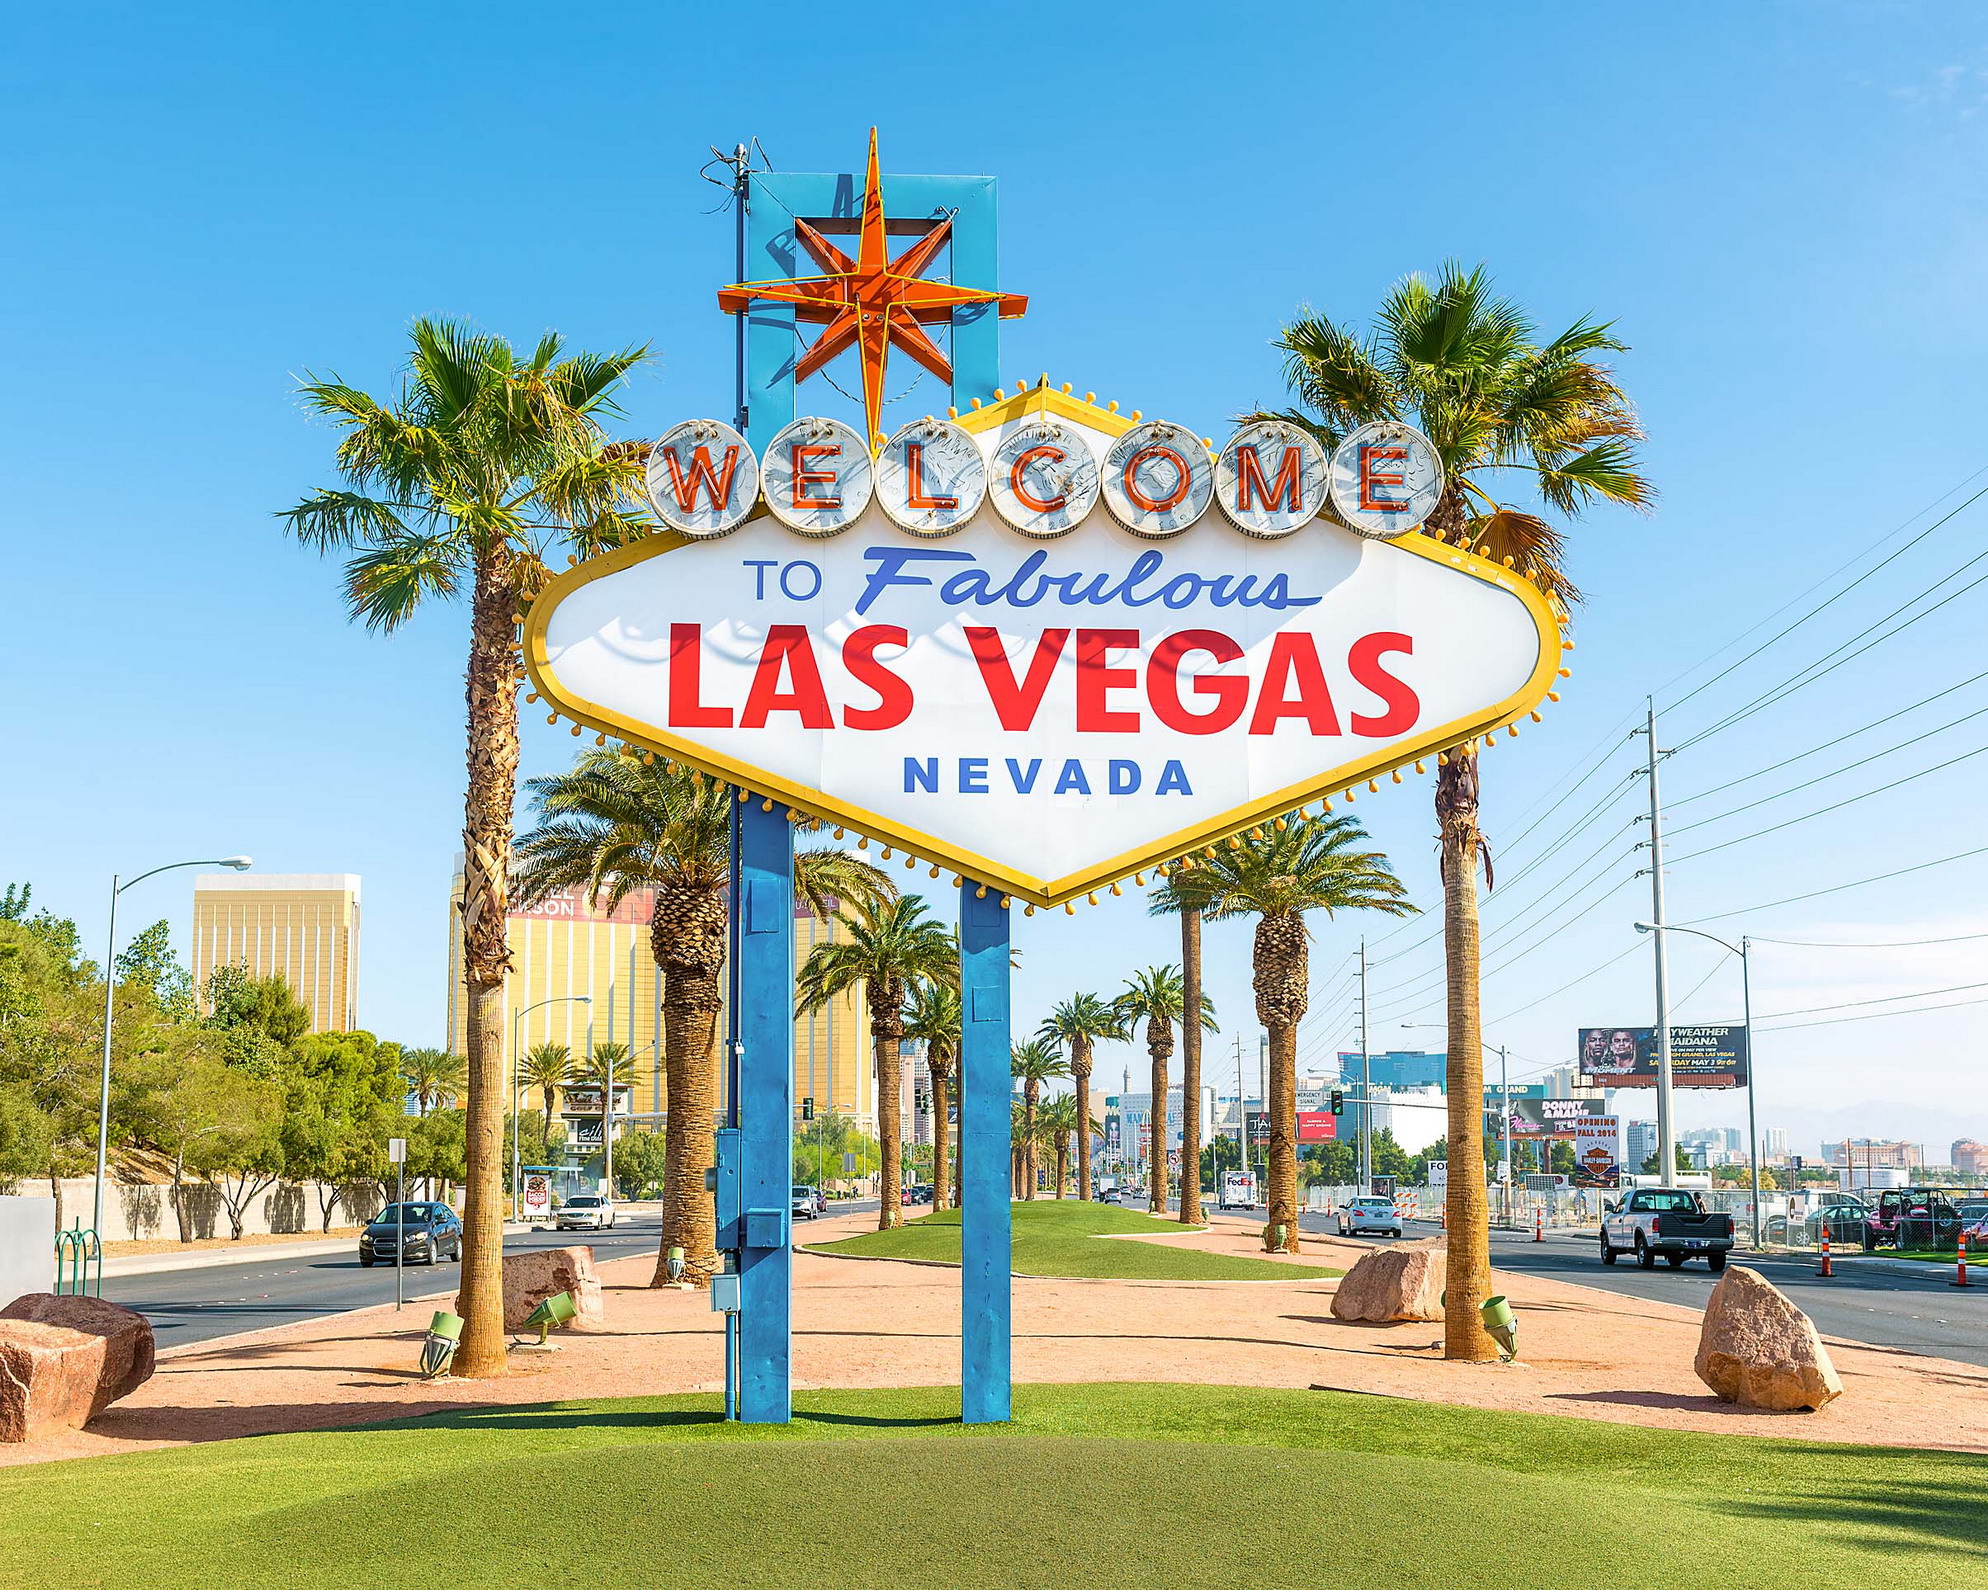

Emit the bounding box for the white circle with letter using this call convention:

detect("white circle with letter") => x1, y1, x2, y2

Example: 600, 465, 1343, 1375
762, 416, 874, 537
876, 418, 986, 537
645, 420, 760, 538
1328, 420, 1444, 539
1214, 421, 1327, 539
1102, 420, 1214, 538
988, 417, 1100, 537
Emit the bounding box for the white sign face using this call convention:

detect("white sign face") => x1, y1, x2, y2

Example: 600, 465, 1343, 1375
530, 389, 1558, 906
387, 1137, 407, 1164
763, 417, 874, 536
523, 1174, 551, 1217
876, 419, 985, 536
1329, 421, 1445, 538
988, 416, 1100, 537
1102, 420, 1214, 539
1215, 421, 1328, 539
646, 420, 760, 538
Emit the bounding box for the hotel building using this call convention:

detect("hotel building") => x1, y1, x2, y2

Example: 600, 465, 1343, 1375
191, 873, 360, 1033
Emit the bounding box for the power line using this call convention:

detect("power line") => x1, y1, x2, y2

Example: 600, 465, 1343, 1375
1485, 941, 1644, 1025
1758, 979, 1988, 1021
1758, 993, 1988, 1034
1678, 843, 1988, 924
1667, 742, 1988, 867
1751, 928, 1988, 948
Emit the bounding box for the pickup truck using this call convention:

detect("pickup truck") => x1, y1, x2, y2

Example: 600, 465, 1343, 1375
1600, 1188, 1734, 1270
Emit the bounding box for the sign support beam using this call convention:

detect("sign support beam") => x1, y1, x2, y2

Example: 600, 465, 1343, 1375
959, 881, 1012, 1423
738, 799, 794, 1423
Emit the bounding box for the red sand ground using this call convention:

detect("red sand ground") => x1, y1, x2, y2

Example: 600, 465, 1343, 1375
8, 1208, 1984, 1467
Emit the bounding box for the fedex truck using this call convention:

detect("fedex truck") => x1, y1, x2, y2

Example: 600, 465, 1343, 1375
1218, 1170, 1259, 1211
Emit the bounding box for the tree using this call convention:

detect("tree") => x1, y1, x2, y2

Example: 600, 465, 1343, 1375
1008, 1040, 1069, 1199
407, 1108, 467, 1200
202, 964, 310, 1077
113, 921, 194, 1022
1269, 262, 1650, 1354
1371, 1127, 1414, 1183
794, 1108, 879, 1192
901, 979, 961, 1211
1113, 965, 1215, 1218
401, 1048, 468, 1116
1152, 811, 1410, 1252
281, 318, 652, 1377
1039, 1093, 1080, 1199
0, 1085, 54, 1194
516, 748, 893, 1283
1037, 993, 1122, 1202
796, 897, 955, 1230
610, 1127, 668, 1199
1303, 1140, 1358, 1186
284, 1030, 402, 1227
520, 1041, 571, 1125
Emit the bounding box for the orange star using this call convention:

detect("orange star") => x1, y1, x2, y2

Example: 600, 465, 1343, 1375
719, 129, 1028, 449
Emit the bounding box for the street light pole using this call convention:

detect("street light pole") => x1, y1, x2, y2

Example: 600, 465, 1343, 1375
1358, 936, 1372, 1192
511, 994, 591, 1219
95, 856, 251, 1236
1639, 699, 1679, 1185
1637, 921, 1758, 1246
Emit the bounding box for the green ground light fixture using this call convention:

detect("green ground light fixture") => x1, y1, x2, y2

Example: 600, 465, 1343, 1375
420, 1311, 464, 1378
521, 1290, 578, 1349
1480, 1295, 1518, 1360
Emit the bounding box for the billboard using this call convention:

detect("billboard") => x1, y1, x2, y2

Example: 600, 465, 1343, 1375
1574, 1116, 1622, 1188
1502, 1098, 1588, 1138
1296, 1110, 1338, 1144
526, 396, 1560, 908
1576, 1025, 1749, 1089
1244, 1110, 1272, 1147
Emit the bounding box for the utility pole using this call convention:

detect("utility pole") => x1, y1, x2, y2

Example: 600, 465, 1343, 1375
1359, 937, 1373, 1192
1233, 1036, 1247, 1182
1256, 1034, 1267, 1179
1639, 698, 1678, 1184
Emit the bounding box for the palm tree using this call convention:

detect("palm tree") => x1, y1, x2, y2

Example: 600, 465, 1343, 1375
1037, 994, 1123, 1202
281, 319, 651, 1377
901, 979, 961, 1211
515, 748, 893, 1284
1008, 1040, 1069, 1200
401, 1048, 467, 1116
1039, 1093, 1080, 1198
520, 1041, 570, 1124
1144, 901, 1211, 1225
571, 1041, 634, 1196
1113, 967, 1214, 1217
796, 897, 957, 1230
1266, 262, 1650, 1351
1153, 812, 1412, 1253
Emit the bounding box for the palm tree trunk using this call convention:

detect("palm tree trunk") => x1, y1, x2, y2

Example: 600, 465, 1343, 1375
1072, 1039, 1093, 1201
1147, 1020, 1172, 1215
1055, 1140, 1069, 1198
1022, 1079, 1040, 1200
453, 549, 521, 1380
1439, 749, 1497, 1360
931, 1063, 953, 1213
1179, 906, 1204, 1225
652, 887, 726, 1287
873, 989, 905, 1229
1254, 910, 1307, 1254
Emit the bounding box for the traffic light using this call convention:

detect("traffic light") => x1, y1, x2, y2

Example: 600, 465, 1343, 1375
1330, 1089, 1344, 1116
1791, 1154, 1803, 1170
800, 1096, 814, 1122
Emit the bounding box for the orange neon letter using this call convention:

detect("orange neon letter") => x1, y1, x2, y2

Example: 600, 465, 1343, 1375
662, 445, 742, 512
1009, 445, 1067, 514
1357, 444, 1409, 513
905, 443, 958, 511
1122, 446, 1190, 513
1236, 444, 1302, 512
792, 444, 842, 510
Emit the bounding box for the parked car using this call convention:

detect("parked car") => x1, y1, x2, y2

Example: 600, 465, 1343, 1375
1863, 1187, 1965, 1251
556, 1194, 617, 1231
904, 1183, 933, 1204
1764, 1195, 1868, 1246
1335, 1196, 1402, 1238
359, 1202, 461, 1266
1601, 1187, 1732, 1269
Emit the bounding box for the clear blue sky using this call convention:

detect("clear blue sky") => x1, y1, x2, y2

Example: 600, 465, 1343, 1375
6, 3, 1985, 1157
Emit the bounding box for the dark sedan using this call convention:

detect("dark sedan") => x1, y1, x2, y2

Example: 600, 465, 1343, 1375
359, 1202, 462, 1266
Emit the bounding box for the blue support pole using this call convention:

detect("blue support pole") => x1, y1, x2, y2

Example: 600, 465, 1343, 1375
959, 882, 1012, 1424
738, 799, 794, 1423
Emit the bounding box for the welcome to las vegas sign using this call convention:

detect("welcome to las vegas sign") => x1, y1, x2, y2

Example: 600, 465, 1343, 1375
525, 382, 1565, 909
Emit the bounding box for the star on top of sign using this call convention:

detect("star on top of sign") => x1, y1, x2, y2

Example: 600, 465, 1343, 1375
717, 128, 1029, 451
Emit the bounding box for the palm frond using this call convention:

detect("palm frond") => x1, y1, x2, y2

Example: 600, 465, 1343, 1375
342, 529, 468, 631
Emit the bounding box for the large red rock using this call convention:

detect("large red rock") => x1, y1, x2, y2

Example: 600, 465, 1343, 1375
1695, 1265, 1842, 1411
461, 1246, 606, 1335
0, 1293, 157, 1442
1329, 1240, 1446, 1323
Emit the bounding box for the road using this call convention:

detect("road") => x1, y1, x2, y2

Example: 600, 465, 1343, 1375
105, 1214, 670, 1349
1164, 1202, 1988, 1368
108, 1199, 883, 1349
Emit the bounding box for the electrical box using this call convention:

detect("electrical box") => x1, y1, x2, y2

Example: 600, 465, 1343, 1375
709, 1272, 741, 1313
711, 1128, 743, 1252
745, 1206, 786, 1250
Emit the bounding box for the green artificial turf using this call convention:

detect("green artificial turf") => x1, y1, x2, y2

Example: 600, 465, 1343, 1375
808, 1197, 1341, 1280
2, 1383, 1982, 1588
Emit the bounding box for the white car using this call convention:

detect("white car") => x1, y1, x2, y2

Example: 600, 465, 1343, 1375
556, 1194, 617, 1231
1335, 1196, 1403, 1238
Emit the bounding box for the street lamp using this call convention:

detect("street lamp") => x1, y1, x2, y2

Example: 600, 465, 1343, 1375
1404, 1023, 1511, 1222
96, 856, 252, 1235
1637, 921, 1759, 1247
511, 995, 591, 1219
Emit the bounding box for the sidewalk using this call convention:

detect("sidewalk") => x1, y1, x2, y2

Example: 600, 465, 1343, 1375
12, 1208, 1987, 1468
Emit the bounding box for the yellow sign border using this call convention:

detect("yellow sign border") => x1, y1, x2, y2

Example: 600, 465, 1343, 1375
523, 400, 1565, 908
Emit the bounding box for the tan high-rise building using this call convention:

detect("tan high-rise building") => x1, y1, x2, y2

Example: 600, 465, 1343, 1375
191, 873, 361, 1033
446, 874, 871, 1131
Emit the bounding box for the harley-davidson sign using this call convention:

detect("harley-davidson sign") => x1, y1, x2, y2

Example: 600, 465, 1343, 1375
526, 387, 1561, 907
